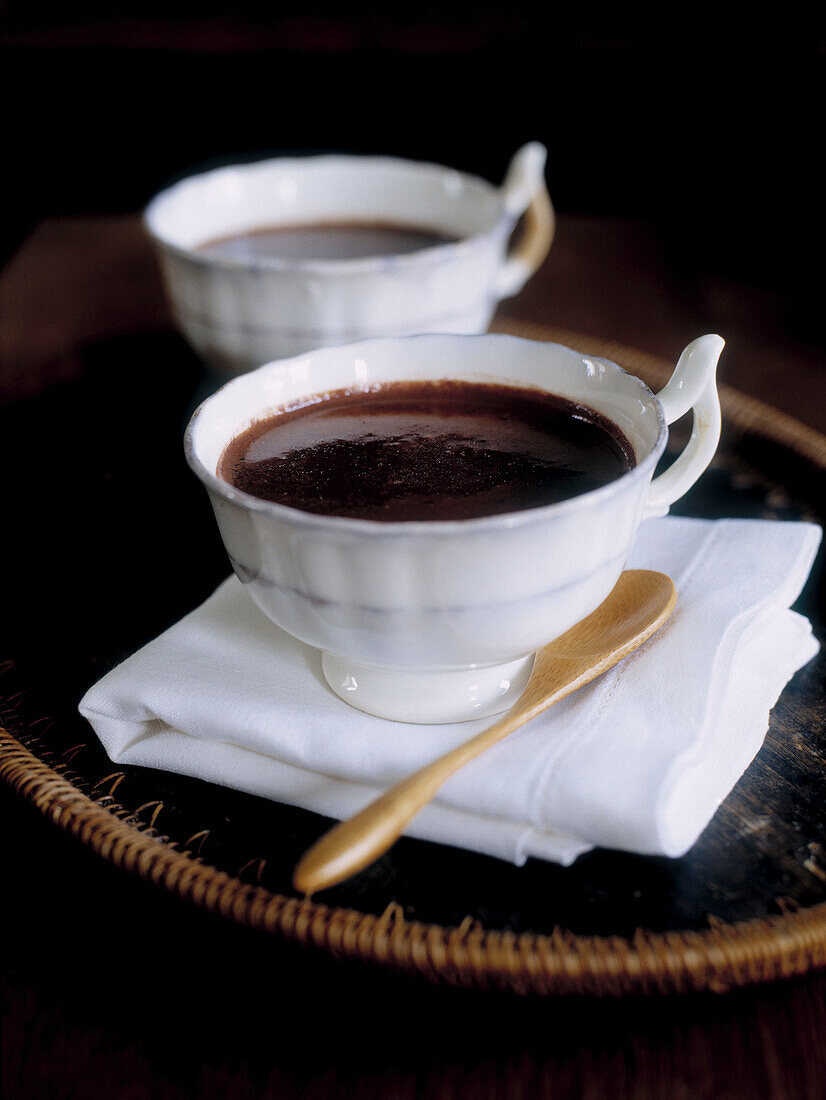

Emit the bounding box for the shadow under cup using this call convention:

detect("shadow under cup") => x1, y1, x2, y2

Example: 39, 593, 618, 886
185, 334, 670, 724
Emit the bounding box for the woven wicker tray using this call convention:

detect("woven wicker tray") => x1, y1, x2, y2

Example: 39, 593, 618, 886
2, 322, 824, 996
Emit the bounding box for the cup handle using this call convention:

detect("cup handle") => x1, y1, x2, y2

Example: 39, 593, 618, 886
643, 334, 725, 519
494, 143, 556, 299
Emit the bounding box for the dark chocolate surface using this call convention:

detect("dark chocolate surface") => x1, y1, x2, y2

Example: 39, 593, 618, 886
198, 221, 456, 263
219, 381, 636, 520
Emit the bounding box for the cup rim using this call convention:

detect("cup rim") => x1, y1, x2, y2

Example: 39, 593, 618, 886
143, 152, 515, 276
184, 333, 669, 537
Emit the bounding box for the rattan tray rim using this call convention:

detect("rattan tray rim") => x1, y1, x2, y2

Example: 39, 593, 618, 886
3, 323, 825, 997
3, 728, 826, 996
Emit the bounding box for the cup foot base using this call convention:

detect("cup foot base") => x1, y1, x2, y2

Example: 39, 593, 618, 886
321, 652, 534, 724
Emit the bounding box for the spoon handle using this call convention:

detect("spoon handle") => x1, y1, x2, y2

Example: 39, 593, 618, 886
292, 711, 520, 896
292, 569, 676, 895
292, 660, 604, 896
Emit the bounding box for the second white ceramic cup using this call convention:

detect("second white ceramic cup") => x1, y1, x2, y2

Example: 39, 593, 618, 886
145, 144, 554, 374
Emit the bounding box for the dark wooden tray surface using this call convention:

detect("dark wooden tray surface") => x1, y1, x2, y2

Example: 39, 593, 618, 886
2, 322, 824, 995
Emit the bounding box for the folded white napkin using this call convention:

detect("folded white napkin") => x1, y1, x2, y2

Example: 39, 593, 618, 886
79, 517, 821, 866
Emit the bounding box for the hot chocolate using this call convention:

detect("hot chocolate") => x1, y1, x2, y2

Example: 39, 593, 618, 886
218, 381, 636, 522
198, 221, 458, 263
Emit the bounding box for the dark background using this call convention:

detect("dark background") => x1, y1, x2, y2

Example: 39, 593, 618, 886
2, 5, 825, 347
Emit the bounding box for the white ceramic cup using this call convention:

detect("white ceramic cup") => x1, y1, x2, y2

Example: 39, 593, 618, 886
144, 145, 554, 374
185, 332, 724, 723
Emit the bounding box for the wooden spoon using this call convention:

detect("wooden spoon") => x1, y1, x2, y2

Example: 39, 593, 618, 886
293, 569, 676, 895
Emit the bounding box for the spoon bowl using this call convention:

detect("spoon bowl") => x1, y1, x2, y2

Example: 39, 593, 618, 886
293, 569, 677, 895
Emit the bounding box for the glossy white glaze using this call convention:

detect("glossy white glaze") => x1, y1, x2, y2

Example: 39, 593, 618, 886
145, 145, 552, 374
321, 652, 535, 724
185, 333, 723, 722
